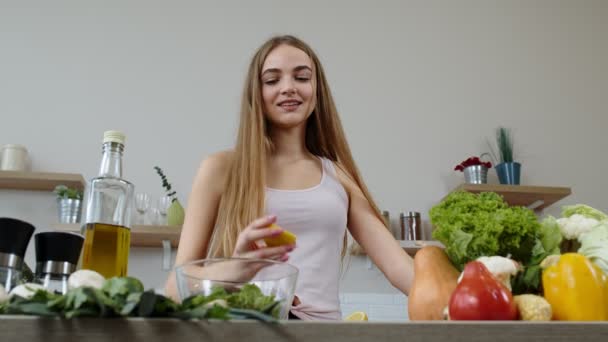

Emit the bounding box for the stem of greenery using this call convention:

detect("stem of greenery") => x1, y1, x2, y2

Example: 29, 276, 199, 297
496, 127, 514, 163
154, 166, 177, 203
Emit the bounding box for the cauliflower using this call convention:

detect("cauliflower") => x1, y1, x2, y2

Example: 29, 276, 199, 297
67, 269, 105, 290
475, 256, 521, 291
556, 214, 600, 240
455, 256, 520, 291
513, 294, 552, 321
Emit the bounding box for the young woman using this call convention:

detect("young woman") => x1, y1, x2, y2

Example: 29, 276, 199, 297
165, 35, 414, 320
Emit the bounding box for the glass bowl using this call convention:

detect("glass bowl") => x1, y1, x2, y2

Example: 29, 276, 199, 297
175, 258, 299, 320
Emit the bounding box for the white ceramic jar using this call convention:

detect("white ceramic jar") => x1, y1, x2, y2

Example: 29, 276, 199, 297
0, 144, 30, 171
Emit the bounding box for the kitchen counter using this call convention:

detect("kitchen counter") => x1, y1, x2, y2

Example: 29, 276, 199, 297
1, 316, 607, 342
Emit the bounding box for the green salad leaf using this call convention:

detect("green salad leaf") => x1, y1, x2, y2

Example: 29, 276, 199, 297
578, 221, 608, 275
4, 289, 60, 316
430, 191, 540, 270
228, 284, 276, 311
562, 204, 608, 221
102, 277, 144, 298
511, 216, 562, 294
1, 278, 280, 321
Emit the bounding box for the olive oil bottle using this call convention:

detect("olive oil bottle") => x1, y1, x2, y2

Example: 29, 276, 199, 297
81, 131, 134, 278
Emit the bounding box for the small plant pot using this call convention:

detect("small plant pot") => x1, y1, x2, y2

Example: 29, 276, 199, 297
463, 165, 488, 184
57, 198, 82, 224
495, 162, 521, 185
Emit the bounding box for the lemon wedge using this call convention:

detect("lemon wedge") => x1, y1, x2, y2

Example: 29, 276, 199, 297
345, 311, 368, 321
263, 224, 297, 247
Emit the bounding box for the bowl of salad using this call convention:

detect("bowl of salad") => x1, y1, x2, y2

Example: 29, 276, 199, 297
175, 258, 298, 320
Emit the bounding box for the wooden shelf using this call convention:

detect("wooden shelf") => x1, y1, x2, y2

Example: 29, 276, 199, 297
0, 171, 86, 191
52, 224, 181, 248
351, 240, 444, 257
451, 183, 572, 211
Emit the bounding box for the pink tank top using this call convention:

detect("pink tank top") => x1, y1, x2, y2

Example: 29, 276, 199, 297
265, 157, 348, 320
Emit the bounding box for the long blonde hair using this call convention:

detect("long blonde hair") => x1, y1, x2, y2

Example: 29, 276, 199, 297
208, 35, 386, 257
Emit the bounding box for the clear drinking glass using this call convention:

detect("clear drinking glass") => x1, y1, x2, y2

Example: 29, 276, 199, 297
157, 196, 172, 225
134, 193, 151, 224
148, 204, 161, 226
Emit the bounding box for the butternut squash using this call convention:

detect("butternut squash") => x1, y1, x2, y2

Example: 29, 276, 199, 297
408, 246, 460, 320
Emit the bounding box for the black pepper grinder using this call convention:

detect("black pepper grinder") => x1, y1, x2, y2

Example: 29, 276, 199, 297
0, 217, 36, 291
35, 231, 84, 294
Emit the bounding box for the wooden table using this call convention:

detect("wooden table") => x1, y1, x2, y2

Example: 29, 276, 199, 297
1, 316, 607, 342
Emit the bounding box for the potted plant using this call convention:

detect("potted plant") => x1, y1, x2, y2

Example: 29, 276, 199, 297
488, 126, 521, 185
53, 185, 83, 223
154, 166, 185, 226
454, 156, 492, 184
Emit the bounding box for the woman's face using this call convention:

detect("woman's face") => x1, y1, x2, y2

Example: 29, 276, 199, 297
261, 44, 316, 129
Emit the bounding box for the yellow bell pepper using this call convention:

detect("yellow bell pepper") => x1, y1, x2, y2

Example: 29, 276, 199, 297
542, 253, 608, 321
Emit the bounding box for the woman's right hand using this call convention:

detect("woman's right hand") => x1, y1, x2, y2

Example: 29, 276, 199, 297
232, 215, 295, 262
201, 215, 295, 284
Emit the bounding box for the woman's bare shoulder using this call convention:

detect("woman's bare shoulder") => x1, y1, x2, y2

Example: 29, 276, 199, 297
194, 150, 235, 194
332, 160, 359, 194
201, 150, 234, 170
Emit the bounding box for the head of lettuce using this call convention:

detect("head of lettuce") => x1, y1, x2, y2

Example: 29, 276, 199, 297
429, 191, 541, 271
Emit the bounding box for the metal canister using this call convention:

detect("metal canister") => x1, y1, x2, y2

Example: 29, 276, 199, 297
400, 212, 422, 240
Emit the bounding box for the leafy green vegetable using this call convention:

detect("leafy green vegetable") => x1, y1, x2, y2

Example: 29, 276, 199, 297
58, 287, 116, 318
495, 126, 514, 163
4, 289, 61, 316
102, 277, 144, 298
562, 204, 608, 221
228, 284, 275, 311
511, 216, 563, 294
578, 221, 608, 275
430, 191, 540, 270
538, 216, 563, 255
180, 287, 229, 310
53, 185, 83, 200
0, 278, 280, 321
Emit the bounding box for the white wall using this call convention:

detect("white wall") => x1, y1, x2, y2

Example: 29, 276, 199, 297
1, 0, 607, 311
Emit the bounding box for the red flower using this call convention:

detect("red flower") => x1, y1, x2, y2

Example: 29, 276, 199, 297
454, 156, 492, 172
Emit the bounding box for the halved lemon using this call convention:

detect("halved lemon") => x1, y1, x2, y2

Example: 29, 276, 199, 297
263, 224, 297, 247
345, 311, 368, 321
